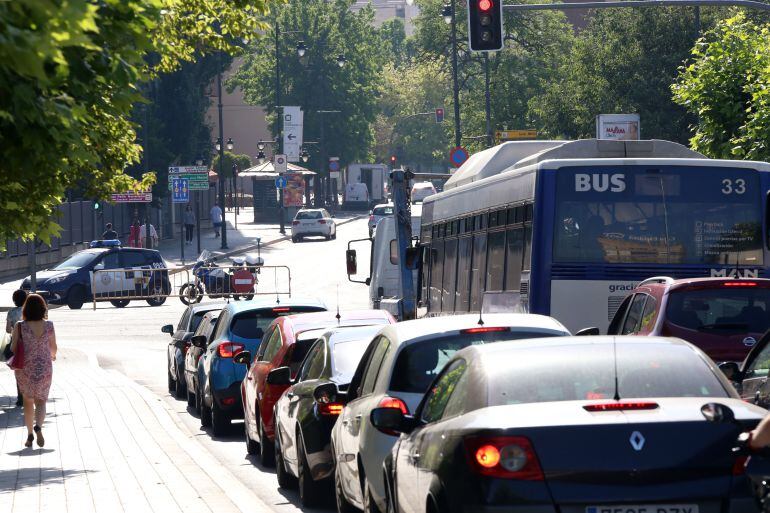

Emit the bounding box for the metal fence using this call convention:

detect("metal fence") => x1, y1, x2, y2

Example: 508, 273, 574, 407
90, 265, 292, 309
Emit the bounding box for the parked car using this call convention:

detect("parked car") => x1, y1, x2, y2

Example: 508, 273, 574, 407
237, 310, 395, 467
410, 182, 436, 204
608, 276, 770, 362
20, 241, 170, 309
268, 325, 384, 507
291, 209, 337, 242
376, 336, 766, 513
184, 310, 220, 413
368, 203, 394, 238
197, 298, 327, 435
330, 314, 570, 513
163, 302, 224, 399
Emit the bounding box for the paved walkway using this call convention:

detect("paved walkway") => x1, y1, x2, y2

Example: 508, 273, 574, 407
0, 349, 268, 513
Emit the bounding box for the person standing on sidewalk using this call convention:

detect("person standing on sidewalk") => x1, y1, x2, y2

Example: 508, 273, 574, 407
184, 204, 196, 245
10, 293, 57, 448
5, 289, 28, 407
139, 219, 159, 249
102, 223, 119, 240
210, 203, 223, 238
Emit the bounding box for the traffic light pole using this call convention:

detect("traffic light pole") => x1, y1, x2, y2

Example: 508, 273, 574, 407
484, 53, 492, 147
217, 61, 228, 250
450, 0, 462, 148
275, 23, 286, 234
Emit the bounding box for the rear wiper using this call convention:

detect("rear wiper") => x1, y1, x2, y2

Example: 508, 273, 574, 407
697, 323, 749, 331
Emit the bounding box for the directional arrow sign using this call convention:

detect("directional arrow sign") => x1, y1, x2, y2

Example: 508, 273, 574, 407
283, 106, 303, 162
287, 134, 296, 141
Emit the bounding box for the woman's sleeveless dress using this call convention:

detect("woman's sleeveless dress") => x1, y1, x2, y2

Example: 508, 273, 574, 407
15, 321, 53, 401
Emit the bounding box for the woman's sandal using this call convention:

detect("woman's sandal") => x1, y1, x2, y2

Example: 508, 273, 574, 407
24, 434, 33, 448
34, 425, 44, 448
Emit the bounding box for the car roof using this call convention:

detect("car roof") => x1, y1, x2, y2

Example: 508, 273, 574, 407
380, 313, 570, 347
188, 302, 225, 314
324, 325, 385, 347
223, 296, 327, 314
276, 310, 394, 340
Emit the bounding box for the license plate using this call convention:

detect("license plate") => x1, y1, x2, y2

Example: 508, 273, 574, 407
587, 506, 699, 513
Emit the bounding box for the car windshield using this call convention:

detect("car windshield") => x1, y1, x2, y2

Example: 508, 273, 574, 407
230, 306, 326, 340
296, 211, 322, 220
373, 206, 394, 216
487, 342, 728, 406
666, 286, 770, 333
332, 339, 371, 383
390, 330, 564, 393
53, 251, 100, 270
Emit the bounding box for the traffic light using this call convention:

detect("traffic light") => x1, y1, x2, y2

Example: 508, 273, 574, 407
390, 155, 397, 168
468, 0, 503, 52
435, 108, 445, 123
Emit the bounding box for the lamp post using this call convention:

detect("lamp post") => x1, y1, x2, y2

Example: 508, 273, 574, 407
443, 1, 462, 147
216, 62, 229, 250
195, 156, 204, 254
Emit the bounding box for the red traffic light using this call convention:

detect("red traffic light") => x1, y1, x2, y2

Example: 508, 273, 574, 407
390, 155, 397, 165
478, 0, 493, 11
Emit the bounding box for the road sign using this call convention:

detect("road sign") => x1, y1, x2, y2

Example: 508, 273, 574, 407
329, 158, 340, 172
231, 268, 256, 294
275, 154, 288, 174
168, 165, 209, 191
172, 178, 190, 203
496, 129, 538, 141
275, 176, 288, 189
110, 192, 152, 203
283, 106, 304, 162
449, 146, 470, 167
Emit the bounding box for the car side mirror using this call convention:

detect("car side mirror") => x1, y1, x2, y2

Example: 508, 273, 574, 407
370, 407, 417, 435
701, 402, 736, 424
233, 350, 251, 367
267, 366, 292, 386
346, 249, 358, 276
719, 361, 741, 382
575, 327, 601, 336
162, 324, 174, 335
191, 335, 208, 349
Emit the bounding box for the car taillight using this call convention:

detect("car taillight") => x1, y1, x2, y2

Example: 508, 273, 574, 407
724, 281, 758, 287
273, 307, 291, 312
464, 436, 544, 480
378, 396, 409, 414
461, 326, 510, 334
583, 401, 659, 412
292, 220, 300, 225
317, 401, 344, 416
218, 342, 245, 358
318, 220, 327, 224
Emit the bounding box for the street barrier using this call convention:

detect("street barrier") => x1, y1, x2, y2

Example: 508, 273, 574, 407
90, 265, 292, 309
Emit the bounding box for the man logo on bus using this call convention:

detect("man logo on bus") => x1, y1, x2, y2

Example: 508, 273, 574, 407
575, 173, 626, 193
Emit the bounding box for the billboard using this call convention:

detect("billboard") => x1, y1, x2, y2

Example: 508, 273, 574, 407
282, 173, 306, 207
596, 114, 640, 141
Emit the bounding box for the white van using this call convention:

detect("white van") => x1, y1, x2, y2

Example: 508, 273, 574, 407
410, 181, 437, 203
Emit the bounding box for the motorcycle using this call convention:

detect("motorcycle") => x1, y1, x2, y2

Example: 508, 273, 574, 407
179, 250, 264, 305
230, 252, 264, 301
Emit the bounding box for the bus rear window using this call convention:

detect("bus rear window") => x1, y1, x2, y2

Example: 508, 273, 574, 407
553, 166, 763, 265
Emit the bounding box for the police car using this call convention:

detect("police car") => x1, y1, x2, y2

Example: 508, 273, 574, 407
21, 240, 170, 309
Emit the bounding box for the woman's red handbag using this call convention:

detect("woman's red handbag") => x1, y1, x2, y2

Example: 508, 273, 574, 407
6, 328, 24, 370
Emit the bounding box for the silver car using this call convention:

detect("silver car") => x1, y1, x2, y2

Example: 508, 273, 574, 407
330, 314, 571, 513
291, 208, 337, 242
368, 204, 394, 238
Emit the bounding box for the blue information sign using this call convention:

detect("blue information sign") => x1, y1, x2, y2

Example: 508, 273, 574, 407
172, 178, 190, 203
275, 176, 288, 189
328, 160, 341, 172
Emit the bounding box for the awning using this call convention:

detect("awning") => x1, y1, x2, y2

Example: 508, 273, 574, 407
237, 161, 316, 178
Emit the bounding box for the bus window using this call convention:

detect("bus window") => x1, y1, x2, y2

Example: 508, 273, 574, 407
505, 228, 524, 291
486, 231, 506, 291
470, 234, 487, 311
430, 241, 444, 311
443, 239, 458, 312
456, 237, 473, 312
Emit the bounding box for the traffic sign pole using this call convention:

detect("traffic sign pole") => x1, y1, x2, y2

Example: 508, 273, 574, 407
275, 154, 288, 234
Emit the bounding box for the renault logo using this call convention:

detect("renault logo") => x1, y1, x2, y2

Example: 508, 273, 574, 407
630, 431, 645, 451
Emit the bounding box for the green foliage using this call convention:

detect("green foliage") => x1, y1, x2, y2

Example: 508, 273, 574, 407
673, 14, 770, 160
530, 7, 714, 142
231, 0, 386, 169
211, 152, 253, 178
0, 0, 271, 246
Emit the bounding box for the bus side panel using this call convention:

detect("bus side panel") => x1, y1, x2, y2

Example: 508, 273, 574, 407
762, 171, 770, 267
530, 169, 555, 317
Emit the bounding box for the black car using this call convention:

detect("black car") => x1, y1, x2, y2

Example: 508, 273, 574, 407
184, 310, 220, 413
719, 330, 770, 408
266, 325, 382, 507
163, 302, 224, 399
21, 242, 169, 309
374, 336, 767, 513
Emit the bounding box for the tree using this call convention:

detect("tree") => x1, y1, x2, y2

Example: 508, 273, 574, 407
0, 0, 272, 246
211, 152, 253, 177
231, 0, 386, 170
673, 14, 770, 160
530, 7, 718, 141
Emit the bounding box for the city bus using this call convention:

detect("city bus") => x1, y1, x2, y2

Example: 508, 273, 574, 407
418, 139, 770, 333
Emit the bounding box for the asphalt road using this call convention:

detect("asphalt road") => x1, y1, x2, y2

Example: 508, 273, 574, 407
26, 218, 372, 513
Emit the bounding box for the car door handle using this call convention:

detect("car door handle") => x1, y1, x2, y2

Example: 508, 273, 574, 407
247, 376, 253, 380
355, 414, 362, 420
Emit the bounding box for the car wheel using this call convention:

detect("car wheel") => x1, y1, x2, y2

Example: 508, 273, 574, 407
194, 382, 202, 415
186, 385, 196, 408
298, 431, 324, 507
210, 399, 229, 436
167, 367, 175, 393
67, 285, 86, 310
259, 419, 275, 467
110, 299, 130, 308
326, 233, 332, 241
364, 481, 383, 513
174, 367, 186, 399
332, 231, 337, 240
291, 236, 298, 243
335, 449, 357, 513
200, 391, 212, 427
275, 432, 297, 489
245, 420, 259, 455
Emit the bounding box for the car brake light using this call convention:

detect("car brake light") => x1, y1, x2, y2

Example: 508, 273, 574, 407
318, 220, 327, 224
723, 282, 758, 287
378, 396, 409, 414
218, 342, 245, 358
464, 436, 544, 480
292, 221, 300, 225
583, 401, 659, 412
273, 307, 291, 312
317, 401, 344, 416
461, 326, 510, 334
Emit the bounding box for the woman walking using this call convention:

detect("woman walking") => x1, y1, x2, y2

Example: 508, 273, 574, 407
183, 205, 196, 245
11, 294, 57, 448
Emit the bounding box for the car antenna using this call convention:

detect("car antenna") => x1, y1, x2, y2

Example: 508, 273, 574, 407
335, 284, 341, 323
612, 336, 621, 401
477, 309, 484, 326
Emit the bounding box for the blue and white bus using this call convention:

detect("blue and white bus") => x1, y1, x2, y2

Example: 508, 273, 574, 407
418, 139, 770, 333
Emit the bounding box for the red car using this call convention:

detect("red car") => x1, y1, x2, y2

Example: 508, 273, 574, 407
607, 276, 770, 362
236, 310, 395, 465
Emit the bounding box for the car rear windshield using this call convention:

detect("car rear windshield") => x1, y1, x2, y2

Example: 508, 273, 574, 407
666, 286, 770, 334
373, 206, 394, 216
389, 330, 563, 393
296, 211, 322, 220
487, 342, 728, 406
332, 339, 371, 383
230, 306, 326, 340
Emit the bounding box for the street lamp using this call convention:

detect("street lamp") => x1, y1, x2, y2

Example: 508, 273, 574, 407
256, 150, 267, 164
300, 148, 310, 163
257, 141, 266, 151
296, 41, 307, 57
442, 4, 452, 23
336, 54, 347, 68
215, 138, 222, 152
226, 137, 234, 151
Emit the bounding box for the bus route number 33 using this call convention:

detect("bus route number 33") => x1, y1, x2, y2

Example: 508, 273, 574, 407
722, 178, 746, 195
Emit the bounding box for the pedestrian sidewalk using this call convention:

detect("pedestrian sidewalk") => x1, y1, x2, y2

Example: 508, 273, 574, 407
0, 350, 270, 513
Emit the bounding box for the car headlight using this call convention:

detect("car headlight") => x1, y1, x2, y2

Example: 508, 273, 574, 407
46, 274, 69, 284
